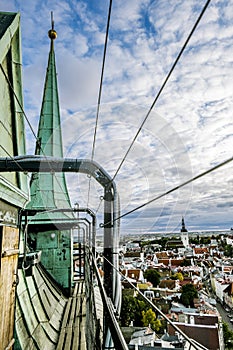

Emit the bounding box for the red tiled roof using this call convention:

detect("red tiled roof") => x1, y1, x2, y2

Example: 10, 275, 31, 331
158, 259, 170, 265
156, 252, 169, 259
179, 279, 192, 286
159, 280, 176, 289
194, 247, 208, 254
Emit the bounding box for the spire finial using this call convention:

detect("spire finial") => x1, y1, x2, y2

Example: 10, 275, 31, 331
48, 11, 57, 40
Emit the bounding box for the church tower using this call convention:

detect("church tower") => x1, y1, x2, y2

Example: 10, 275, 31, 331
180, 216, 189, 248
26, 20, 74, 294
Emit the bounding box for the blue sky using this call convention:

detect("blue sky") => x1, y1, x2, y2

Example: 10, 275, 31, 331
1, 0, 233, 234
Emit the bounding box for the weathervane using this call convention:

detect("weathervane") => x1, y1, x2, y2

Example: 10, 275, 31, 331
48, 11, 57, 40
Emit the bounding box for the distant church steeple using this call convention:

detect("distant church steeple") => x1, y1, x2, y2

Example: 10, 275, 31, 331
180, 216, 189, 248
181, 216, 187, 232
26, 16, 73, 293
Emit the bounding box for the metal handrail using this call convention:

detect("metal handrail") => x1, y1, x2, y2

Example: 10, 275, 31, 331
88, 249, 128, 350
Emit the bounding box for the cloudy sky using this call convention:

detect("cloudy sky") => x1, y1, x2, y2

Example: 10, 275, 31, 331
1, 0, 233, 234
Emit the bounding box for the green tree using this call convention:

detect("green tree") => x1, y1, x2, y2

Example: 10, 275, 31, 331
224, 244, 233, 257
159, 237, 168, 249
170, 272, 184, 281
144, 269, 160, 287
180, 283, 198, 307
121, 290, 148, 327
121, 290, 163, 328
121, 290, 137, 326
223, 322, 233, 349
134, 298, 148, 326
142, 308, 161, 332
180, 258, 191, 267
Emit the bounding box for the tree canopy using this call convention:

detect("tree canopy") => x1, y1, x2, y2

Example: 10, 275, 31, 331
144, 269, 160, 287
142, 308, 161, 331
180, 283, 198, 307
121, 290, 162, 332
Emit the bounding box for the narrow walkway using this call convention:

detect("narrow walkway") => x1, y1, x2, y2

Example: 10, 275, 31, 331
56, 280, 86, 350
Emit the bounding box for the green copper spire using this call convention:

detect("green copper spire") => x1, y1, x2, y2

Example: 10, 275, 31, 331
27, 22, 72, 215
26, 19, 73, 293
36, 22, 61, 157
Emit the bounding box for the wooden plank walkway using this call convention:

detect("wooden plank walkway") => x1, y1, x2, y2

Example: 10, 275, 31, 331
56, 280, 86, 350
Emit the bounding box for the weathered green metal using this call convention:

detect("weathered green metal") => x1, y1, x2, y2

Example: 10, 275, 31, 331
27, 36, 72, 218
0, 11, 29, 349
0, 154, 121, 308
0, 14, 122, 342
25, 28, 74, 293
0, 12, 17, 39
0, 12, 28, 206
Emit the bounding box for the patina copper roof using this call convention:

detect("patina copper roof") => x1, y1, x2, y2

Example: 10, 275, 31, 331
26, 24, 73, 224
